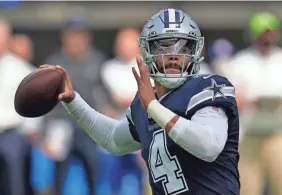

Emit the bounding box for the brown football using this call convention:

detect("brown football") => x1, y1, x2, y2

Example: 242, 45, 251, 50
14, 68, 64, 117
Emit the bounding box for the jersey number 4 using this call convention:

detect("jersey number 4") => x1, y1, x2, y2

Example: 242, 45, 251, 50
148, 129, 189, 195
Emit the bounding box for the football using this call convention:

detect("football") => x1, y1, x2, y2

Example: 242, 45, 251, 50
14, 68, 64, 117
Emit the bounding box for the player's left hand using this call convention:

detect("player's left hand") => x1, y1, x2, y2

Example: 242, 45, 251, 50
132, 57, 156, 109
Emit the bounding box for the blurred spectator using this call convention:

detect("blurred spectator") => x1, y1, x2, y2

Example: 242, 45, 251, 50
199, 48, 214, 75
101, 28, 153, 114
199, 61, 213, 75
10, 32, 46, 154
10, 33, 48, 195
208, 38, 236, 76
98, 28, 145, 195
227, 11, 282, 195
101, 28, 140, 112
10, 33, 34, 62
47, 16, 110, 113
41, 16, 109, 195
0, 18, 36, 195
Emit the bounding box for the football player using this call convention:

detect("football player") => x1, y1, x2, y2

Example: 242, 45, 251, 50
41, 9, 240, 195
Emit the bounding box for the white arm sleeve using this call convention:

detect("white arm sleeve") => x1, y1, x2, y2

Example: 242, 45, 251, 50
169, 106, 228, 162
62, 92, 141, 155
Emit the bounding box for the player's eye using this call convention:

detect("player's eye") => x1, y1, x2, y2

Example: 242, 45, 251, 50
180, 40, 196, 54
149, 39, 196, 55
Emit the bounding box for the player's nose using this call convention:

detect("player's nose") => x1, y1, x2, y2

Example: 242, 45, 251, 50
167, 55, 180, 62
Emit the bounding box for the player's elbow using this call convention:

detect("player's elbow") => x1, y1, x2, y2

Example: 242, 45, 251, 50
170, 118, 227, 162
105, 143, 131, 156
176, 136, 224, 162
196, 126, 227, 162
204, 128, 228, 162
106, 148, 127, 156
200, 143, 223, 162
204, 132, 227, 162
190, 128, 226, 162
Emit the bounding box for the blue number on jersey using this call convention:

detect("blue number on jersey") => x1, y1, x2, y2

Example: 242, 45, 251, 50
126, 74, 240, 195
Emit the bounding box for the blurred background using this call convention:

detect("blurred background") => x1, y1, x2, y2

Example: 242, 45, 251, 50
1, 1, 282, 195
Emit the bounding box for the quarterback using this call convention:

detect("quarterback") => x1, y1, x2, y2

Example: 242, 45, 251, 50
41, 9, 240, 195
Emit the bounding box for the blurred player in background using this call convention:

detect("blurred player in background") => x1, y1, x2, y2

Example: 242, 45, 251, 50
102, 28, 144, 114
227, 12, 282, 195
41, 9, 240, 195
10, 34, 34, 63
98, 28, 145, 195
43, 16, 109, 195
0, 18, 37, 195
208, 38, 236, 76
10, 33, 55, 195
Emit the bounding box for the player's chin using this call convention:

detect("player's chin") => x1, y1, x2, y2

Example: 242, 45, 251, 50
164, 68, 181, 74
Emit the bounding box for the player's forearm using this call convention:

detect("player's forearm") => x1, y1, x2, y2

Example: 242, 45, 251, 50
147, 101, 228, 162
62, 92, 141, 155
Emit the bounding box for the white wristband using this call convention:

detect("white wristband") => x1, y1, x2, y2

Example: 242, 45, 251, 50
147, 99, 176, 129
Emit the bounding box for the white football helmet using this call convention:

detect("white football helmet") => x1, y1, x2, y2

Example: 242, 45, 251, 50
139, 9, 204, 89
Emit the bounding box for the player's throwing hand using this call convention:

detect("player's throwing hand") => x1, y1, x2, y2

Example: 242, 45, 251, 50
132, 57, 156, 109
39, 65, 75, 103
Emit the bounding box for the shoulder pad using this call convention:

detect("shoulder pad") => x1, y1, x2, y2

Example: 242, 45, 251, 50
125, 106, 134, 125
186, 74, 236, 114
126, 92, 140, 124
131, 92, 140, 105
